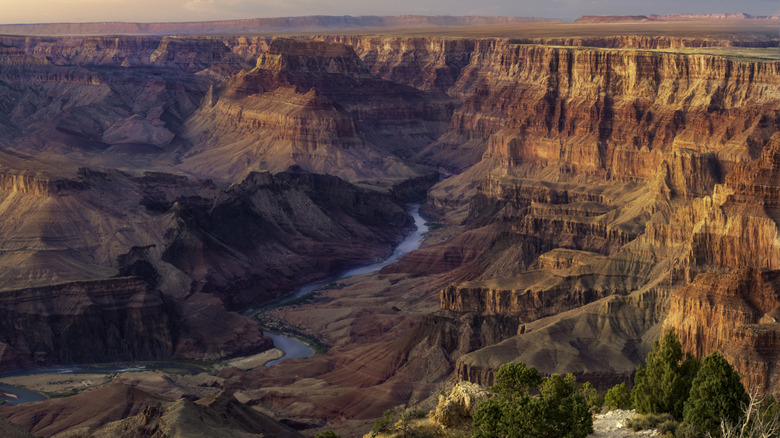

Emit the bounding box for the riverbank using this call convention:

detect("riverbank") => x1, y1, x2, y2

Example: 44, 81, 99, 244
253, 203, 429, 366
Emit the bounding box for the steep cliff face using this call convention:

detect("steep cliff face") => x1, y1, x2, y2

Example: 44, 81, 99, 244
320, 36, 477, 92
426, 42, 780, 175
661, 135, 780, 394
1, 28, 780, 430
0, 278, 174, 370
665, 270, 780, 394
182, 38, 453, 184
149, 37, 246, 71
454, 287, 667, 388
0, 35, 163, 66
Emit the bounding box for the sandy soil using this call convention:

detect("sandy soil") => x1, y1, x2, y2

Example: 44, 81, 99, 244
219, 348, 285, 370
0, 373, 112, 396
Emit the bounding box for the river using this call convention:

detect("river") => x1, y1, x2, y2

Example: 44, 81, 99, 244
0, 204, 428, 401
264, 203, 428, 365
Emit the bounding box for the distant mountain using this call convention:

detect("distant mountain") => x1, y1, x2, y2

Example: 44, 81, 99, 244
0, 15, 561, 36
575, 13, 780, 23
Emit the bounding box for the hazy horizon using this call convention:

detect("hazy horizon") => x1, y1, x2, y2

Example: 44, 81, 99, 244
2, 0, 779, 26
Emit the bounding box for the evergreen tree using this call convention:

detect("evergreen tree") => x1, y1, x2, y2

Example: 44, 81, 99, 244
632, 330, 699, 419
683, 351, 748, 436
604, 382, 633, 410
491, 361, 542, 398
473, 362, 593, 438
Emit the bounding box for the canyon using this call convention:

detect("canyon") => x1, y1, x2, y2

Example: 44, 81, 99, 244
0, 15, 777, 437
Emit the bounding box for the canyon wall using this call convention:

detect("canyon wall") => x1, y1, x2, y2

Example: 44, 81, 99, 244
332, 34, 780, 391
0, 278, 175, 370
1, 29, 780, 428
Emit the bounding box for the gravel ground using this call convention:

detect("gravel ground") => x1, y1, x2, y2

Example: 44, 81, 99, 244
589, 410, 657, 437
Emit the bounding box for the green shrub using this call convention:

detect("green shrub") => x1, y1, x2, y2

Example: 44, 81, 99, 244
315, 431, 341, 438
604, 382, 632, 410
656, 419, 678, 435
624, 413, 674, 431
632, 330, 699, 419
473, 362, 593, 438
682, 351, 748, 436
491, 361, 542, 398
372, 409, 396, 434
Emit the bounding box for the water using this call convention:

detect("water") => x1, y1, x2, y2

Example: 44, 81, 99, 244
337, 204, 428, 279
265, 203, 428, 365
286, 203, 428, 301
0, 383, 46, 405
263, 332, 315, 367
0, 362, 206, 405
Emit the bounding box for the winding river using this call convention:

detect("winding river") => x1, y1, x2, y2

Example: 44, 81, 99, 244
264, 203, 428, 366
0, 204, 428, 401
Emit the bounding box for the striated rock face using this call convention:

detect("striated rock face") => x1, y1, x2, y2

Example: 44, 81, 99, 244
662, 135, 780, 395
345, 33, 780, 396
453, 288, 666, 388
0, 276, 270, 369
0, 171, 88, 197
0, 35, 163, 67
665, 270, 780, 394
149, 37, 244, 72
182, 38, 453, 184
320, 36, 477, 91
0, 278, 173, 370
430, 42, 780, 175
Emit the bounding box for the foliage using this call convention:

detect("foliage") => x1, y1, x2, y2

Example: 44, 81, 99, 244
315, 431, 341, 438
625, 413, 675, 431
632, 330, 700, 419
490, 361, 542, 399
472, 362, 593, 438
579, 382, 604, 413
683, 351, 748, 437
371, 406, 429, 437
656, 419, 679, 436
604, 382, 633, 410
372, 409, 397, 434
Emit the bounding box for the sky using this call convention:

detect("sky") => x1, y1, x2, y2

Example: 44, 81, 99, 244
1, 0, 778, 24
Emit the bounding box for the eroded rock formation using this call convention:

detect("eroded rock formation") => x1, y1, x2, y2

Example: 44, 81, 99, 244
0, 21, 779, 436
